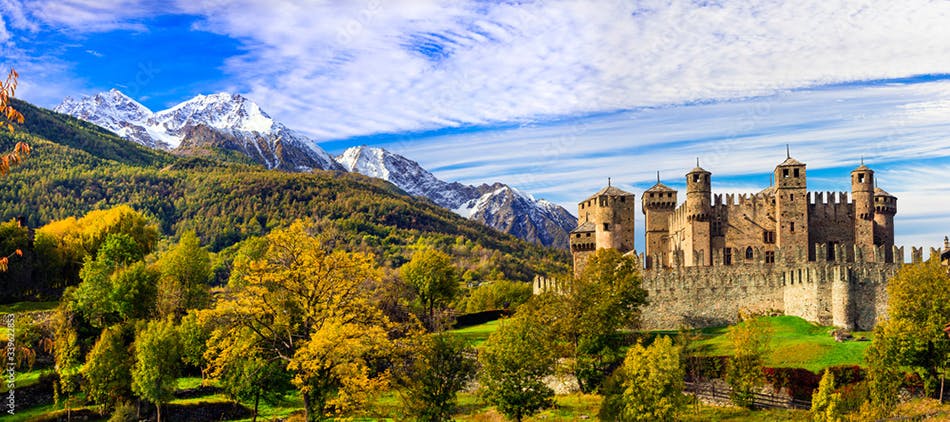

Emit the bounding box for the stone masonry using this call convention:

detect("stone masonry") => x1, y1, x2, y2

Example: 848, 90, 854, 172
566, 154, 920, 331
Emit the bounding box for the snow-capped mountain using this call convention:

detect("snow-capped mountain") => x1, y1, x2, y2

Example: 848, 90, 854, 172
55, 90, 342, 171
336, 146, 577, 249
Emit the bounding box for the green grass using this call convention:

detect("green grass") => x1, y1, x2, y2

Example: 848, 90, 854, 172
0, 301, 59, 314
691, 316, 872, 372
176, 376, 204, 390
0, 369, 52, 393
679, 403, 810, 421
449, 319, 502, 347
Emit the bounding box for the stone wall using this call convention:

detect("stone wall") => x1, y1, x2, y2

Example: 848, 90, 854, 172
638, 259, 899, 331
640, 264, 785, 329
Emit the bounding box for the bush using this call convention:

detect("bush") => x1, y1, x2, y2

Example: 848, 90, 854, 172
108, 401, 137, 422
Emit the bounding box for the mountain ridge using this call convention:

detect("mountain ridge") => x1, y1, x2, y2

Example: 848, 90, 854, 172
54, 90, 576, 249
336, 146, 576, 249
55, 90, 342, 171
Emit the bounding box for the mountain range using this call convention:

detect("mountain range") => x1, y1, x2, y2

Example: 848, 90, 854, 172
54, 91, 577, 248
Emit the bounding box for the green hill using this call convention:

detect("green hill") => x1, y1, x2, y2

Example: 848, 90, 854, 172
0, 99, 569, 301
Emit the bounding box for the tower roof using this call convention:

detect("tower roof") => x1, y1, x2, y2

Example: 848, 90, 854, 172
851, 164, 872, 172
873, 187, 894, 198
571, 221, 595, 234
776, 156, 804, 167
645, 181, 676, 193
584, 185, 633, 202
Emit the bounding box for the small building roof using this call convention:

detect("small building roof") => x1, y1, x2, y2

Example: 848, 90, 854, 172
776, 156, 804, 167
571, 221, 596, 233
851, 164, 872, 172
687, 165, 710, 174
645, 182, 676, 193
874, 187, 895, 198
583, 185, 633, 202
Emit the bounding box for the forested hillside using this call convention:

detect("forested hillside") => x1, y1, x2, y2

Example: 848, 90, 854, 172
0, 99, 569, 301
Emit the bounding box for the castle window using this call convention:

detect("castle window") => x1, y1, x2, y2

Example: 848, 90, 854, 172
650, 193, 655, 198
790, 194, 794, 201
585, 232, 591, 237
668, 193, 673, 198
712, 221, 723, 236
693, 174, 699, 183
603, 223, 610, 231
858, 174, 865, 183
621, 196, 625, 202
724, 248, 732, 265
827, 241, 836, 261
765, 251, 775, 264
745, 247, 754, 260
794, 168, 800, 178
790, 222, 795, 232
783, 169, 789, 178
763, 231, 775, 244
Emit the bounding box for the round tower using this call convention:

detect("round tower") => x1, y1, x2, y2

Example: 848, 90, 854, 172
873, 186, 896, 262
684, 162, 712, 266
686, 163, 711, 221
851, 163, 875, 256
642, 173, 677, 269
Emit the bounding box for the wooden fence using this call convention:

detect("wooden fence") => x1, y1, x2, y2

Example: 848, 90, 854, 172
684, 381, 812, 410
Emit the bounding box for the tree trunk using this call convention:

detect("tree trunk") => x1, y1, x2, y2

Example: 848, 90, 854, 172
941, 374, 945, 404
303, 391, 317, 422
253, 389, 260, 422
157, 403, 161, 422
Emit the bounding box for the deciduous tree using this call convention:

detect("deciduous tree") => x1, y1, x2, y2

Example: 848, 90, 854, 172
83, 323, 135, 409
811, 369, 843, 422
401, 247, 459, 330
131, 318, 182, 422
398, 332, 477, 421
479, 316, 556, 421
201, 221, 392, 421
566, 248, 647, 392
726, 315, 772, 408
600, 336, 686, 421
0, 68, 28, 176
156, 231, 211, 319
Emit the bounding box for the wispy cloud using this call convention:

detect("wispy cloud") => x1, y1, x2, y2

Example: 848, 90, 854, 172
172, 0, 950, 142
370, 78, 950, 253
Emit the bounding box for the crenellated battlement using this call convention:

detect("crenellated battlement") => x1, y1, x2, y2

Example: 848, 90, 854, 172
569, 154, 905, 331
808, 191, 851, 206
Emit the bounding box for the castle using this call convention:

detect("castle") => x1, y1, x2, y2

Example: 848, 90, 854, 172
561, 153, 936, 331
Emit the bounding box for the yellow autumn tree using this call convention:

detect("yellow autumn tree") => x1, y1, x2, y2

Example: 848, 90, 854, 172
1, 68, 28, 176
201, 221, 393, 421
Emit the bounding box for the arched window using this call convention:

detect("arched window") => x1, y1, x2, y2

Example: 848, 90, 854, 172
745, 247, 754, 260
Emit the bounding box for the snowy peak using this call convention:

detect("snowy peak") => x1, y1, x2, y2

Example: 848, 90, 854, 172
336, 146, 576, 249
337, 146, 445, 197
156, 93, 277, 134
55, 90, 342, 171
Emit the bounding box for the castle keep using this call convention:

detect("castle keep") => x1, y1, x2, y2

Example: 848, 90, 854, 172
567, 154, 917, 331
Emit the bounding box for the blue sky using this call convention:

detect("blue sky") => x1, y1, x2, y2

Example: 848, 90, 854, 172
2, 0, 950, 253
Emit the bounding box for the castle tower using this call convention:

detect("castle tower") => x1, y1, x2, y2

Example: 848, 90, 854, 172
642, 174, 677, 269
685, 162, 712, 266
873, 187, 896, 262
774, 154, 808, 262
851, 163, 875, 259
571, 182, 635, 276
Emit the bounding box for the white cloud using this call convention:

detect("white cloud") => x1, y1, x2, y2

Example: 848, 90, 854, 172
170, 0, 950, 143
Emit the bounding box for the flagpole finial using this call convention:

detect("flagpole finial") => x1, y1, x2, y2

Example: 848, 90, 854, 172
861, 155, 864, 165
657, 171, 660, 184
608, 177, 611, 187
696, 157, 700, 167
786, 144, 790, 159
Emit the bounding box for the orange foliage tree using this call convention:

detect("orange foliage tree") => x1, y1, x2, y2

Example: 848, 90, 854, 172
1, 68, 29, 176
